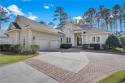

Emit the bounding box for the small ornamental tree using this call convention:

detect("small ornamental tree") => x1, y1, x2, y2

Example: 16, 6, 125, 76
105, 34, 120, 50
120, 35, 125, 51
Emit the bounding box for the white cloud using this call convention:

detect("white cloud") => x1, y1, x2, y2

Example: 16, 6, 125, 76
27, 12, 37, 20
43, 3, 54, 9
44, 6, 50, 9
73, 16, 83, 20
7, 4, 25, 16
53, 26, 57, 28
50, 4, 54, 7
7, 5, 37, 20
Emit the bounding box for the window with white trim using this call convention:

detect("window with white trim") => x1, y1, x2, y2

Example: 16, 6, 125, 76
66, 27, 72, 32
66, 37, 71, 43
96, 36, 100, 42
92, 36, 100, 43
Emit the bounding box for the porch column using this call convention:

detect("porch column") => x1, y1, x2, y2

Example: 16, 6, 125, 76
72, 33, 75, 46
82, 30, 83, 44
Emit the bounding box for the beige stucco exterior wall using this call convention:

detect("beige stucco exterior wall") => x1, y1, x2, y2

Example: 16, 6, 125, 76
8, 18, 30, 49
8, 30, 20, 45
85, 33, 108, 44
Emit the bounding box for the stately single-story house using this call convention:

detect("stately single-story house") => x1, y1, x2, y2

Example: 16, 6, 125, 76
6, 15, 110, 50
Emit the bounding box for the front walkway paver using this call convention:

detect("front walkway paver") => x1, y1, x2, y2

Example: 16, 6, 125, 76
0, 62, 59, 83
1, 48, 125, 83
24, 59, 75, 82
25, 49, 125, 83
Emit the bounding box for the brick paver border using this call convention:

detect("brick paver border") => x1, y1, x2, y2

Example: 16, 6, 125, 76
24, 50, 125, 83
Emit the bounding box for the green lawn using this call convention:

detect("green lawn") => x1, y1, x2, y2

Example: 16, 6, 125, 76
0, 54, 34, 65
98, 70, 125, 83
115, 47, 124, 52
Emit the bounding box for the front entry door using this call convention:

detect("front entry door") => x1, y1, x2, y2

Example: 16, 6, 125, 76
77, 36, 82, 46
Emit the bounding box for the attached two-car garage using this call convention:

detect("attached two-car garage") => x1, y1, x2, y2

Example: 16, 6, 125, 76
35, 39, 59, 50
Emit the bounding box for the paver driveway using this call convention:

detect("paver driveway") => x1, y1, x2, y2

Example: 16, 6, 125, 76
0, 48, 125, 83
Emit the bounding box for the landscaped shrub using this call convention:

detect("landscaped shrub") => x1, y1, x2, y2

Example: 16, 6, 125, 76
82, 44, 89, 49
120, 35, 125, 51
117, 44, 123, 48
106, 34, 120, 50
0, 44, 11, 51
60, 44, 72, 49
31, 45, 40, 53
90, 44, 100, 50
12, 44, 20, 52
102, 44, 108, 50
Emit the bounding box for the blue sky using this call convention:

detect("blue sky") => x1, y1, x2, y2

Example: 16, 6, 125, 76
0, 0, 125, 30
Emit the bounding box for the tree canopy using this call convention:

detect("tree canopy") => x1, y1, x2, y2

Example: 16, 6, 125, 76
53, 7, 69, 29
0, 5, 10, 29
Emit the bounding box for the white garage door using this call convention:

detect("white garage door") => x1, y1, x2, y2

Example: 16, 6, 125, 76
50, 40, 59, 49
36, 39, 49, 50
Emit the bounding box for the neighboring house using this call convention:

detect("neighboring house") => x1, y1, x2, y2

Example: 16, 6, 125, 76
0, 29, 12, 44
7, 15, 111, 50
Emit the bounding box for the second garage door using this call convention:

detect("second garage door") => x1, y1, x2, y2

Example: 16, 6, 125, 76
36, 39, 49, 50
50, 40, 59, 49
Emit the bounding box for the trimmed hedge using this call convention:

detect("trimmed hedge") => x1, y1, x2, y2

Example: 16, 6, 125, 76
0, 44, 11, 51
60, 44, 72, 49
82, 44, 89, 49
90, 44, 100, 50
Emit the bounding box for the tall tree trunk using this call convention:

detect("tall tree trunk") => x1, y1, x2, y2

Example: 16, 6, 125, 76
120, 18, 122, 32
0, 20, 1, 29
101, 19, 102, 29
124, 21, 125, 32
98, 21, 99, 29
116, 19, 117, 34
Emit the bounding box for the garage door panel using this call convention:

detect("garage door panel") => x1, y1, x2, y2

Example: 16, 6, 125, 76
36, 39, 48, 50
50, 40, 59, 49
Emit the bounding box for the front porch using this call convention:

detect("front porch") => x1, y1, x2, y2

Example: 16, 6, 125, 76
72, 30, 86, 46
